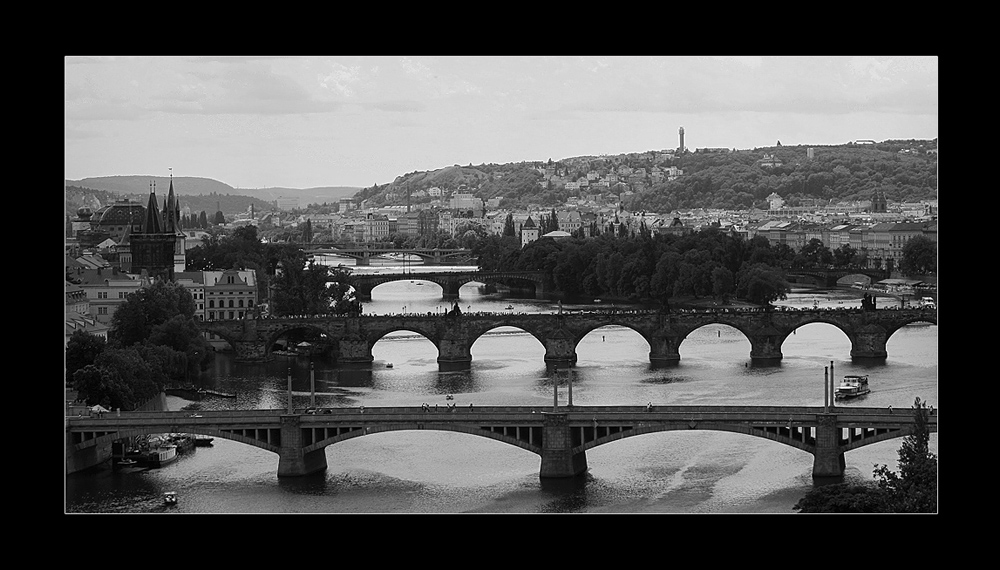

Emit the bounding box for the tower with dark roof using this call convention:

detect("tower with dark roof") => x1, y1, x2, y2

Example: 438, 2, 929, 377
130, 178, 180, 282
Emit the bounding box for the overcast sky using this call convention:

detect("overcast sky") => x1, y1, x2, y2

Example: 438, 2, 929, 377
64, 56, 938, 190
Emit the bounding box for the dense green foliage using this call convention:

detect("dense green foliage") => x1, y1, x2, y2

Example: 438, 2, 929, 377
270, 253, 359, 317
69, 280, 212, 410
475, 228, 793, 305
793, 398, 937, 513
899, 235, 937, 275
187, 225, 359, 316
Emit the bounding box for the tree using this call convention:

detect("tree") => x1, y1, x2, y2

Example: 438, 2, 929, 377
503, 213, 515, 237
736, 263, 789, 305
72, 346, 163, 410
872, 397, 937, 512
899, 235, 937, 275
109, 280, 198, 348
270, 251, 355, 316
199, 211, 209, 228
65, 330, 106, 385
794, 397, 937, 513
213, 210, 226, 225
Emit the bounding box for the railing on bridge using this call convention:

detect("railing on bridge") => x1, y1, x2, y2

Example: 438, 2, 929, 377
67, 404, 936, 479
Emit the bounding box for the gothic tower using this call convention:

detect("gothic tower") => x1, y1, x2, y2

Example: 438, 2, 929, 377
129, 178, 180, 282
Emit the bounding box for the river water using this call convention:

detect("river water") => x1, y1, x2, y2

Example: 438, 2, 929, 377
65, 261, 938, 514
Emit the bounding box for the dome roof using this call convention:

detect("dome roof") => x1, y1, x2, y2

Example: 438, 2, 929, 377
95, 200, 144, 226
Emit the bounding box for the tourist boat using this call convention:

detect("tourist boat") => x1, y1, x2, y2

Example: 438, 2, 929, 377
834, 375, 871, 400
505, 305, 514, 310
163, 492, 178, 506
194, 435, 214, 446
385, 362, 393, 368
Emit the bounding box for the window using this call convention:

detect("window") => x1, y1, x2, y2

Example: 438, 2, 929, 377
98, 291, 108, 299
239, 300, 244, 308
98, 307, 108, 315
229, 300, 234, 308
119, 292, 127, 298
209, 300, 215, 308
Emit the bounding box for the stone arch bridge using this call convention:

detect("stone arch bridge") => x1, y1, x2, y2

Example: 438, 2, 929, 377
66, 405, 936, 479
199, 307, 936, 365
345, 270, 547, 300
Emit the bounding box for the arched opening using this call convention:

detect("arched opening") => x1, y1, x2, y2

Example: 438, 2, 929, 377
320, 431, 539, 508
577, 324, 649, 365
469, 326, 547, 403
779, 322, 858, 405
371, 329, 439, 369
581, 430, 816, 513
677, 323, 752, 365
367, 280, 444, 309
270, 326, 334, 358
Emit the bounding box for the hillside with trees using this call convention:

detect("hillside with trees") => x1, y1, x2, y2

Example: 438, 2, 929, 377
354, 140, 937, 212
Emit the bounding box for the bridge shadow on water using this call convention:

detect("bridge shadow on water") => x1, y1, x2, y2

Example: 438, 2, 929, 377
537, 472, 593, 513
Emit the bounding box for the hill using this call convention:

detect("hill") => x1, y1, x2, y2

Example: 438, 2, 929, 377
65, 176, 361, 216
356, 140, 939, 211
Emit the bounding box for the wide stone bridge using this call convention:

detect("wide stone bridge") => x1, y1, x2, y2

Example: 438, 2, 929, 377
346, 270, 546, 300
199, 307, 937, 365
66, 405, 937, 479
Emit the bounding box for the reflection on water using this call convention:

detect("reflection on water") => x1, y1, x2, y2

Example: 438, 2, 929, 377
67, 280, 937, 513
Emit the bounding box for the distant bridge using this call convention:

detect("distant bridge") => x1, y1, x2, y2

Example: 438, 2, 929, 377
786, 268, 892, 287
345, 270, 547, 300
199, 307, 937, 364
66, 405, 937, 479
304, 245, 475, 266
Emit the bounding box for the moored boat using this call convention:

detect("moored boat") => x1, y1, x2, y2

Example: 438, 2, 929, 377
163, 491, 178, 505
194, 435, 214, 446
140, 444, 178, 468
834, 374, 871, 400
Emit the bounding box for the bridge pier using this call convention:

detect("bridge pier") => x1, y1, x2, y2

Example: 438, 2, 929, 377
539, 412, 588, 478
441, 280, 463, 300
337, 337, 374, 363
353, 284, 374, 301
748, 333, 783, 363
438, 338, 472, 364
812, 414, 846, 478
850, 327, 889, 359
649, 335, 681, 364
544, 330, 576, 364
233, 340, 270, 362
277, 415, 328, 477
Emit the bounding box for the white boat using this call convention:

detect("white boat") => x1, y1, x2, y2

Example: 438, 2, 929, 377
835, 375, 871, 400
920, 297, 936, 309
163, 491, 178, 506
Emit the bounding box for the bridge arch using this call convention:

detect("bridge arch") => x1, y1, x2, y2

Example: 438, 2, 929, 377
303, 424, 543, 456
576, 423, 816, 456
79, 427, 282, 456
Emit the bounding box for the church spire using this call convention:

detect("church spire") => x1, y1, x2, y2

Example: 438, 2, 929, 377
165, 170, 180, 234
144, 180, 162, 234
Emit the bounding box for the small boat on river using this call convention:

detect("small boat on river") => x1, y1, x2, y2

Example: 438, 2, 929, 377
163, 492, 178, 506
835, 375, 871, 400
194, 435, 214, 447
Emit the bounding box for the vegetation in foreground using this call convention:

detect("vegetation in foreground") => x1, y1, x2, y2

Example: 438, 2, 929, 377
793, 397, 937, 513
